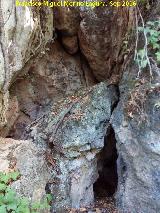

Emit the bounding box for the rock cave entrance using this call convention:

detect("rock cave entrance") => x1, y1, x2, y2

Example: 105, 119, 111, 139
93, 126, 118, 198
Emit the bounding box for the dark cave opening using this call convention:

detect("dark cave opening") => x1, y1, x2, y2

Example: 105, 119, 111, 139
93, 126, 118, 198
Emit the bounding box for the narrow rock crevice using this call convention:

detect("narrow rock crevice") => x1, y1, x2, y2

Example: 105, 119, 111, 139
94, 125, 118, 198
110, 85, 120, 114
93, 84, 120, 205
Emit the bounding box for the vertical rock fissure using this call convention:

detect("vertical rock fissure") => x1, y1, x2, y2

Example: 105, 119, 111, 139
93, 84, 120, 202
93, 125, 118, 198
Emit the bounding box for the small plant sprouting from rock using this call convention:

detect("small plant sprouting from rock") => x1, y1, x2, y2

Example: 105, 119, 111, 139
137, 21, 160, 64
135, 16, 160, 77
0, 171, 52, 213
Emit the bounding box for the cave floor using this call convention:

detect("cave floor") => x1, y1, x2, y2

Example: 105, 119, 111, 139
66, 196, 118, 213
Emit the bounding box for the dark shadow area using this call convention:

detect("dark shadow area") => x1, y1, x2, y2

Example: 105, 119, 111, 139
93, 126, 118, 198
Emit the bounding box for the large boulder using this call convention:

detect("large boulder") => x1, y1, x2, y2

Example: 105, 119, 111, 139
29, 82, 118, 212
53, 4, 134, 81
53, 6, 80, 55
0, 0, 53, 127
54, 7, 80, 36
78, 6, 134, 81
111, 67, 160, 212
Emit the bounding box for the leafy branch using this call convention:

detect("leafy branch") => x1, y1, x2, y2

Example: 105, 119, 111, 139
134, 6, 160, 78
0, 171, 52, 213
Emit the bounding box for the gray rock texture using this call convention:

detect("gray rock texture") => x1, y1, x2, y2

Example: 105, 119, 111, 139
111, 68, 160, 213
1, 2, 160, 213
0, 137, 51, 204
29, 82, 118, 212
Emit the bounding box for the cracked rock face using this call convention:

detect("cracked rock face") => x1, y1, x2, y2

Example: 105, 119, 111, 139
0, 1, 53, 91
78, 6, 134, 81
54, 5, 134, 81
6, 41, 87, 139
29, 82, 118, 212
1, 2, 160, 213
0, 0, 53, 127
111, 68, 160, 213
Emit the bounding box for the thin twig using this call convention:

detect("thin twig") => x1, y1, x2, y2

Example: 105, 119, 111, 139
134, 7, 142, 77
134, 7, 138, 61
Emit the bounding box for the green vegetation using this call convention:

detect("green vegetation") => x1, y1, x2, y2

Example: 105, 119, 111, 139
135, 20, 160, 70
0, 171, 52, 213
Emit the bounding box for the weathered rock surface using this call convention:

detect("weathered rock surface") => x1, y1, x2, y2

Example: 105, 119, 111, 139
0, 1, 53, 127
29, 82, 118, 212
6, 41, 91, 139
0, 3, 135, 137
0, 95, 19, 137
1, 2, 160, 213
111, 69, 160, 213
78, 6, 134, 81
54, 5, 135, 82
62, 36, 79, 55
0, 137, 51, 203
54, 7, 80, 55
54, 7, 80, 36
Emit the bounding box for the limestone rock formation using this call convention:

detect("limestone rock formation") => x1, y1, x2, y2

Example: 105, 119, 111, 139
62, 36, 79, 55
0, 0, 53, 127
54, 7, 80, 36
54, 6, 80, 54
29, 82, 118, 212
0, 137, 51, 203
7, 41, 88, 139
0, 1, 160, 213
78, 7, 134, 81
54, 5, 134, 82
111, 68, 160, 213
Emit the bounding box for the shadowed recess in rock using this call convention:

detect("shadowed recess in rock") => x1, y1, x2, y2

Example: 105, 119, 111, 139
94, 126, 118, 198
